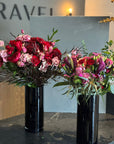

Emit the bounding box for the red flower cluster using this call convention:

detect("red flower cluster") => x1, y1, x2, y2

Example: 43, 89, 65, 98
0, 33, 62, 73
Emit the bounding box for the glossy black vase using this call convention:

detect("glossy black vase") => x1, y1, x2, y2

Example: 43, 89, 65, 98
25, 86, 44, 133
77, 95, 99, 144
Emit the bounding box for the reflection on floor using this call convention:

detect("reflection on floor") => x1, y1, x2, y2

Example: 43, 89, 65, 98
0, 113, 114, 144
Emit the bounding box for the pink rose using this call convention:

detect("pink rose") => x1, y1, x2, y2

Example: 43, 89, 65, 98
52, 56, 60, 67
0, 40, 4, 47
0, 50, 7, 62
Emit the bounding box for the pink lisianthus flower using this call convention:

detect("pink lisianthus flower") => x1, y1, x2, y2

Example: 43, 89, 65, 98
0, 50, 7, 62
17, 61, 25, 67
75, 66, 83, 76
0, 40, 4, 47
79, 72, 90, 84
52, 56, 60, 67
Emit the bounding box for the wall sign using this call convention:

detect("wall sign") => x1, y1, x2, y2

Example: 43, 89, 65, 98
0, 2, 53, 20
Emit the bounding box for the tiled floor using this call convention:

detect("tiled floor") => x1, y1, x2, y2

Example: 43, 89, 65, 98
0, 113, 114, 144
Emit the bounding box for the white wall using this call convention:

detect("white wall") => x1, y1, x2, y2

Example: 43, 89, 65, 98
85, 0, 114, 41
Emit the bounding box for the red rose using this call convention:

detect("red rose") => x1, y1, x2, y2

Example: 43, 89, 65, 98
6, 45, 14, 55
87, 58, 95, 65
7, 52, 21, 63
0, 56, 3, 67
50, 48, 62, 59
31, 55, 40, 67
9, 40, 22, 52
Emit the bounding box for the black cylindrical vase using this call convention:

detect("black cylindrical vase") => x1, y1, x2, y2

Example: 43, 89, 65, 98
25, 86, 44, 133
77, 95, 99, 144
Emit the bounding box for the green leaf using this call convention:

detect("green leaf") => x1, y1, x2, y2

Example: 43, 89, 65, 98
47, 28, 59, 41
73, 79, 81, 84
54, 39, 60, 42
70, 57, 74, 69
103, 51, 111, 55
53, 81, 70, 87
107, 40, 113, 46
78, 76, 88, 81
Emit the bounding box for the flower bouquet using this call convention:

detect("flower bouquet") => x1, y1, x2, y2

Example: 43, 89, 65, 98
54, 40, 114, 101
0, 29, 62, 87
0, 29, 62, 133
